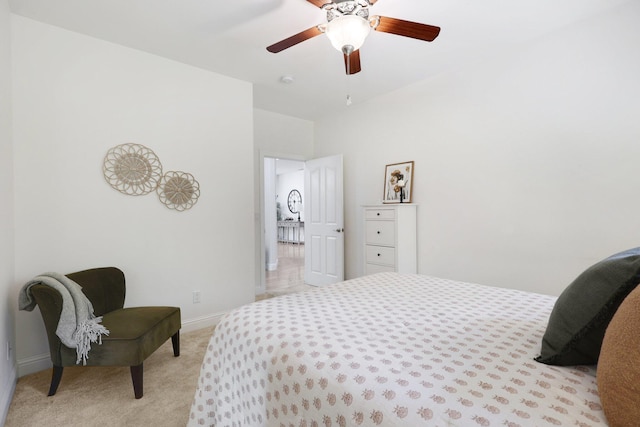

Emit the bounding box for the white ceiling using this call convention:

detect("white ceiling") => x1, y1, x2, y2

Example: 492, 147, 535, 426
8, 0, 629, 121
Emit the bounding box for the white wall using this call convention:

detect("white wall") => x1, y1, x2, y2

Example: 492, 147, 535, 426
0, 0, 16, 422
314, 2, 640, 296
254, 109, 314, 158
11, 16, 255, 375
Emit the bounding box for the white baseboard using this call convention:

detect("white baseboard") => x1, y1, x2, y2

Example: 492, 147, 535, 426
178, 312, 227, 333
266, 259, 278, 271
1, 364, 17, 426
17, 352, 51, 377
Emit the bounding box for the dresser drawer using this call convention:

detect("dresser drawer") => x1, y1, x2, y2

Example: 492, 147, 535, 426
365, 263, 395, 275
365, 220, 395, 246
362, 205, 417, 276
365, 208, 395, 220
365, 245, 395, 266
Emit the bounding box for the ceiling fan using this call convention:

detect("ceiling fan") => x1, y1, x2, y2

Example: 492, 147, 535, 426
266, 0, 440, 75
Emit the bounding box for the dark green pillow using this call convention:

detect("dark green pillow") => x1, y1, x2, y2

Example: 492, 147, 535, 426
535, 247, 640, 366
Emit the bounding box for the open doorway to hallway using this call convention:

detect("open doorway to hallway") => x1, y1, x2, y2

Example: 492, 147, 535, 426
262, 157, 311, 296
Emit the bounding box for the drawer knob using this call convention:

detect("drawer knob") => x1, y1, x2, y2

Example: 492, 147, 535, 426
377, 253, 381, 257
377, 231, 381, 234
376, 212, 380, 216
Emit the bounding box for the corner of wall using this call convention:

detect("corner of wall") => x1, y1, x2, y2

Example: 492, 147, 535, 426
0, 1, 16, 424
0, 364, 17, 426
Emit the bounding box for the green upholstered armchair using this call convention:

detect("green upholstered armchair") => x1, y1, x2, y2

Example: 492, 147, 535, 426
28, 267, 181, 399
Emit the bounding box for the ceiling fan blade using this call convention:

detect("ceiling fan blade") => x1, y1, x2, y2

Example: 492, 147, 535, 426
306, 0, 328, 7
373, 16, 440, 42
343, 49, 362, 75
266, 26, 324, 53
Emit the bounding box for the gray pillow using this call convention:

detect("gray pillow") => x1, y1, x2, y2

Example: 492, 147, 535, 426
535, 247, 640, 366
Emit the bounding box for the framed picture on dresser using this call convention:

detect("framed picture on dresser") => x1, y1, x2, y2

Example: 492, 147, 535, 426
383, 161, 414, 203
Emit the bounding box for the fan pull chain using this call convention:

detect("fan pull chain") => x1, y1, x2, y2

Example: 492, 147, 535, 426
345, 50, 353, 106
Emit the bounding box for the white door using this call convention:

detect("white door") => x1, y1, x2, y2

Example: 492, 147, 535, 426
304, 155, 344, 286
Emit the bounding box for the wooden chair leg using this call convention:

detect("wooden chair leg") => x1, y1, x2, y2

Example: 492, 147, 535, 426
48, 365, 64, 396
171, 331, 180, 357
130, 363, 143, 399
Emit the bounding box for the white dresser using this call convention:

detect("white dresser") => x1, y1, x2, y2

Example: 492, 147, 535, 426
363, 204, 417, 275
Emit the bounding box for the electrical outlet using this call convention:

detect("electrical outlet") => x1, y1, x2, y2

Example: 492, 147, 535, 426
192, 291, 201, 304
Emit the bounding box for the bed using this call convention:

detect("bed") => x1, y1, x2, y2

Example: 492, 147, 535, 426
187, 272, 614, 426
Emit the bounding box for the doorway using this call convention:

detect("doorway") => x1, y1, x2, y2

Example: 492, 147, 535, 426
263, 157, 307, 296
258, 153, 345, 296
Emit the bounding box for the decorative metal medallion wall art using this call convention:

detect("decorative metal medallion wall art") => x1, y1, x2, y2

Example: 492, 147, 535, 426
103, 143, 163, 195
157, 171, 200, 211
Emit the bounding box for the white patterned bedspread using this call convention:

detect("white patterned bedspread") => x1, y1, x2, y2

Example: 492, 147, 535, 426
188, 273, 606, 426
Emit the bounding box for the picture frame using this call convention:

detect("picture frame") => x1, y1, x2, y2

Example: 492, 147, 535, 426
383, 161, 414, 203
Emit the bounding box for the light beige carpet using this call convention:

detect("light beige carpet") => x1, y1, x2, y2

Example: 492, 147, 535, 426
5, 326, 214, 427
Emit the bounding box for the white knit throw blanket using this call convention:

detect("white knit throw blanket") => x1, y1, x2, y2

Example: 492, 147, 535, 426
18, 272, 110, 365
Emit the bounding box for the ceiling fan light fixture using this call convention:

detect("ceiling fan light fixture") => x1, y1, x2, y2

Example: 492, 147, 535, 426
325, 14, 370, 53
